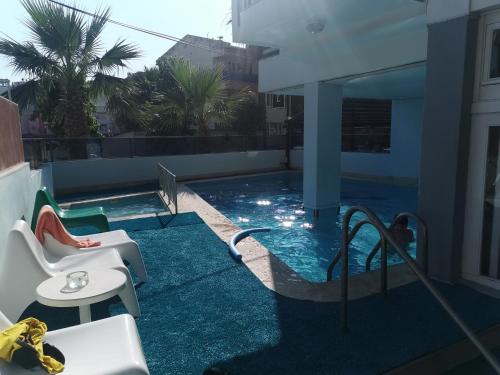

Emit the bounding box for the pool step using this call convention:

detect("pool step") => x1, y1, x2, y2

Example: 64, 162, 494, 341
385, 323, 500, 374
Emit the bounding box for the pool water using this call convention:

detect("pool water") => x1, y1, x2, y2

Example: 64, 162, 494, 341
189, 172, 418, 282
69, 192, 166, 219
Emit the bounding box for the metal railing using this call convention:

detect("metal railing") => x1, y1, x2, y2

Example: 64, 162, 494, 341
158, 163, 177, 215
326, 213, 429, 281
326, 219, 381, 282
22, 135, 289, 163
328, 206, 500, 373
365, 212, 428, 273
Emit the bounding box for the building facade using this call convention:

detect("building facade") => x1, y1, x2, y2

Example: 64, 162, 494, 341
231, 0, 500, 289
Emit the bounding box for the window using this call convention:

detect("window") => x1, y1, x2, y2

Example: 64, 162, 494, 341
342, 99, 392, 153
490, 30, 500, 79
272, 95, 285, 108
481, 19, 500, 85
480, 127, 500, 278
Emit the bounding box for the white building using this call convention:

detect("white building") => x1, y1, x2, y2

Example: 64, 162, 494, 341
231, 0, 500, 289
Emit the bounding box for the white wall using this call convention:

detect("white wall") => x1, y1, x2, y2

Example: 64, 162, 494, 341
291, 98, 423, 180
427, 0, 500, 25
52, 150, 286, 193
427, 0, 470, 24
0, 163, 51, 253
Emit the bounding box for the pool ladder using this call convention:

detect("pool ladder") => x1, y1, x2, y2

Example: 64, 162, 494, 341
326, 206, 500, 373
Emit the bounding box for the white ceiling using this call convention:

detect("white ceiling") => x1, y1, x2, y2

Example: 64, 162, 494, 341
236, 0, 427, 49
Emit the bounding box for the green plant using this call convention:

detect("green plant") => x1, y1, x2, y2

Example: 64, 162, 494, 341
109, 57, 249, 136
157, 57, 249, 135
0, 0, 140, 136
232, 94, 266, 135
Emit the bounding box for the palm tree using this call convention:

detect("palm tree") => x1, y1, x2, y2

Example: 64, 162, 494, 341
107, 65, 186, 136
109, 58, 248, 136
0, 0, 140, 136
163, 57, 247, 135
106, 67, 161, 133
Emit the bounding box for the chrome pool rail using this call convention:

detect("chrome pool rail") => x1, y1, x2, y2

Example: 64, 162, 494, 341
326, 212, 429, 281
334, 206, 500, 373
158, 163, 178, 215
326, 219, 384, 282
364, 212, 429, 274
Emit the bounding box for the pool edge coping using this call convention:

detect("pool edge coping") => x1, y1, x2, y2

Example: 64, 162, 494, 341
174, 182, 418, 303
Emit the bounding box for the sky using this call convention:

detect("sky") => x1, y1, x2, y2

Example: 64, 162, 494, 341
0, 0, 234, 81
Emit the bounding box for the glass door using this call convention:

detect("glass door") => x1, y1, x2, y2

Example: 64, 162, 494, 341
480, 127, 500, 278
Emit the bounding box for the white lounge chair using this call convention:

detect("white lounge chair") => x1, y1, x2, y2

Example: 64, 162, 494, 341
35, 205, 147, 283
43, 229, 148, 283
0, 309, 150, 374
0, 220, 140, 323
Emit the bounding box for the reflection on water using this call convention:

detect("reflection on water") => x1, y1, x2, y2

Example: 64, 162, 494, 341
189, 172, 417, 282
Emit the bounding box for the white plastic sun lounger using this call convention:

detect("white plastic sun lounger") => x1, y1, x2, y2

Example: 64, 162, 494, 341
43, 229, 148, 283
0, 310, 149, 375
0, 221, 140, 323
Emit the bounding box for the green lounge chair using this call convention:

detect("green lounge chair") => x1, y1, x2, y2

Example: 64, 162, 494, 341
31, 187, 110, 232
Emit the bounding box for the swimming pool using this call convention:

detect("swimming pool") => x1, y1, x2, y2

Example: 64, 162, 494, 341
189, 172, 418, 282
68, 192, 166, 219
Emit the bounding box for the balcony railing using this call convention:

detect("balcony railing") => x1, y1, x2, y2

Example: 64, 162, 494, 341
22, 135, 288, 164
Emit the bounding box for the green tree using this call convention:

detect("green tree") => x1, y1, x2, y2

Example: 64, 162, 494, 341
107, 67, 162, 133
159, 57, 248, 136
109, 57, 249, 136
232, 94, 266, 135
107, 64, 186, 135
0, 0, 140, 136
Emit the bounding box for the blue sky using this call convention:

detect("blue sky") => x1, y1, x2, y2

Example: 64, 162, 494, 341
0, 0, 233, 80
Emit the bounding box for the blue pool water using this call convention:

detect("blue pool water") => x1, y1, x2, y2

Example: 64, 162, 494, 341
189, 172, 418, 282
69, 192, 166, 219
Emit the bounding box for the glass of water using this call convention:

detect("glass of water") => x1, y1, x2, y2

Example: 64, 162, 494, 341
66, 271, 89, 290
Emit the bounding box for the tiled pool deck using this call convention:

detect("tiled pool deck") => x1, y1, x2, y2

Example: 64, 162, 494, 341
54, 209, 500, 374
52, 183, 500, 373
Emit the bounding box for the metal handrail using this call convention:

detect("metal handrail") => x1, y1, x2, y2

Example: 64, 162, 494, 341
157, 163, 178, 215
338, 206, 500, 373
365, 212, 428, 274
326, 219, 384, 282
327, 212, 428, 280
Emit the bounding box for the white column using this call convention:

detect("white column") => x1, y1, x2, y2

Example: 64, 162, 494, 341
303, 82, 343, 211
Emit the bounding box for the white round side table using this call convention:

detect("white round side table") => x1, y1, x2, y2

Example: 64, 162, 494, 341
36, 268, 127, 323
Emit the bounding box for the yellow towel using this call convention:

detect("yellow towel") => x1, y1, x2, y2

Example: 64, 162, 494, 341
0, 317, 64, 374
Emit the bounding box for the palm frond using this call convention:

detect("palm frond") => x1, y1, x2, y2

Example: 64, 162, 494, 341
94, 40, 141, 74
0, 39, 57, 76
82, 6, 110, 57
163, 56, 242, 131
90, 72, 131, 98
8, 79, 40, 111
22, 0, 84, 63
139, 102, 184, 135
